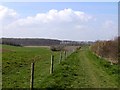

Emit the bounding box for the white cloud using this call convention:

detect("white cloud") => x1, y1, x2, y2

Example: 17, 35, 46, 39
3, 8, 94, 40
1, 5, 117, 41
99, 20, 118, 39
7, 8, 92, 27
0, 5, 19, 25
103, 20, 114, 29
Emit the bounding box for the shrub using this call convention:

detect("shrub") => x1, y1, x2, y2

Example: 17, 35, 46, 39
50, 45, 64, 51
91, 37, 118, 63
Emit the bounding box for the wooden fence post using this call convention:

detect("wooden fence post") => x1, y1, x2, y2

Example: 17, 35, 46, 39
64, 51, 67, 59
30, 62, 35, 89
59, 51, 62, 64
50, 55, 54, 74
73, 49, 75, 53
111, 61, 113, 65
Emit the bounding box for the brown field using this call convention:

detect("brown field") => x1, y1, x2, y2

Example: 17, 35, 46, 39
24, 45, 80, 51
0, 49, 14, 52
24, 46, 50, 48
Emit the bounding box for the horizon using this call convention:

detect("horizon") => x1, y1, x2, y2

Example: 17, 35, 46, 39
1, 37, 118, 42
1, 2, 118, 41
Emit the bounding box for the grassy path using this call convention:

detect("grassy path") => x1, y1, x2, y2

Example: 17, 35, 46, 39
40, 47, 119, 88
77, 48, 118, 88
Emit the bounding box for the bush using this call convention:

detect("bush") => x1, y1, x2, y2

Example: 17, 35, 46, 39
91, 37, 118, 63
50, 45, 64, 51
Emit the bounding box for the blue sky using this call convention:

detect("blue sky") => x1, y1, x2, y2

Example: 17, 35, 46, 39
2, 2, 118, 16
1, 2, 118, 41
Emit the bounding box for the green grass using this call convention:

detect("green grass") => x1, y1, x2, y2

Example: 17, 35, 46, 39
2, 45, 61, 88
2, 45, 119, 88
37, 47, 119, 88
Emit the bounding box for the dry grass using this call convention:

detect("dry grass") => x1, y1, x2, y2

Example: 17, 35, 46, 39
24, 46, 50, 48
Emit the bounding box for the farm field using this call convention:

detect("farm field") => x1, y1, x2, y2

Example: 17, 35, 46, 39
24, 46, 50, 48
2, 45, 61, 88
2, 45, 119, 88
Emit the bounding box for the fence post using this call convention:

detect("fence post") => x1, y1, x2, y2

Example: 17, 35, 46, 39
64, 51, 67, 59
73, 49, 75, 53
30, 62, 35, 89
111, 61, 113, 65
50, 55, 54, 74
59, 51, 62, 64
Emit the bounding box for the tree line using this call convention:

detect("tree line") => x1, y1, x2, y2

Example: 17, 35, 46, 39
1, 38, 93, 47
91, 37, 119, 63
1, 38, 61, 46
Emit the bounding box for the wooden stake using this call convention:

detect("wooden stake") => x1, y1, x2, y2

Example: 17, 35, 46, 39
111, 61, 113, 65
64, 51, 67, 59
50, 55, 54, 74
59, 51, 62, 64
30, 62, 35, 89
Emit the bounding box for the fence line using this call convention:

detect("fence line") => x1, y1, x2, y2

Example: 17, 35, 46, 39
29, 47, 78, 88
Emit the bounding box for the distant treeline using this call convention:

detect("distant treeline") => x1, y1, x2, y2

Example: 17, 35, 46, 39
91, 37, 119, 63
1, 38, 61, 46
1, 38, 93, 46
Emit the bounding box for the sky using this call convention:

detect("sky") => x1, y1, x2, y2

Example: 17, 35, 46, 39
0, 2, 118, 41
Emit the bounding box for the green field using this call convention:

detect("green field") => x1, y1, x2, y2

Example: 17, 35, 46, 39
2, 45, 61, 88
2, 45, 119, 88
